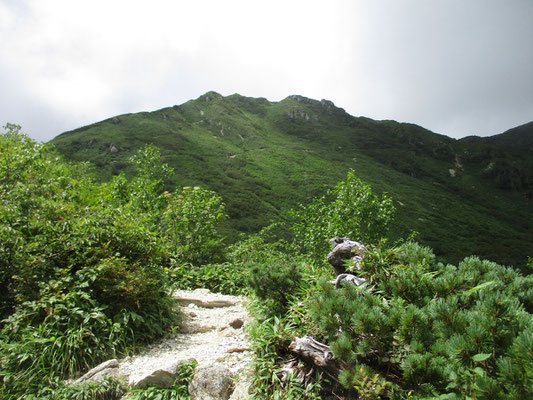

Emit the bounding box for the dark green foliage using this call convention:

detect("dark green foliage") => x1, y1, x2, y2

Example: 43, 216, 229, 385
0, 284, 129, 388
48, 377, 127, 400
308, 242, 533, 398
246, 261, 303, 316
169, 261, 247, 296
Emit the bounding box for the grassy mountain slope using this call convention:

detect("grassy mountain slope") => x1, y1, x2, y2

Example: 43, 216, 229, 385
51, 92, 532, 268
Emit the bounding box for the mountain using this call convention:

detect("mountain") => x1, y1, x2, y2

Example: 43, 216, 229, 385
50, 92, 533, 269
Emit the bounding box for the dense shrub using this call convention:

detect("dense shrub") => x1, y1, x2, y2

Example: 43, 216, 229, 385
161, 186, 227, 265
308, 242, 533, 399
246, 261, 303, 316
169, 261, 247, 295
0, 128, 224, 398
290, 170, 395, 263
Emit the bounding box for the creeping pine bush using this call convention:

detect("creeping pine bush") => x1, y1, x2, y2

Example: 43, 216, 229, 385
309, 241, 533, 399
246, 261, 303, 316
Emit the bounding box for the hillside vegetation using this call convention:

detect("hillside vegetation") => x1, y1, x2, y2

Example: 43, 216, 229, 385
51, 92, 532, 269
1, 126, 531, 399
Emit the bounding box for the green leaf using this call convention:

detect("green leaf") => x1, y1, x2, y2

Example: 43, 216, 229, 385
449, 370, 457, 381
473, 367, 485, 376
446, 381, 457, 390
440, 394, 458, 400
467, 281, 496, 295
472, 353, 491, 362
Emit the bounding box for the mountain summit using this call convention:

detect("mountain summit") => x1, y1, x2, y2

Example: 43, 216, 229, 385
51, 92, 532, 268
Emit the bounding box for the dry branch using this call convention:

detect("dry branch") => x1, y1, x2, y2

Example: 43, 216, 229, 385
289, 336, 339, 373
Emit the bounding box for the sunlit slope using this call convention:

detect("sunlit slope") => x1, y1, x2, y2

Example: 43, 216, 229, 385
51, 92, 532, 268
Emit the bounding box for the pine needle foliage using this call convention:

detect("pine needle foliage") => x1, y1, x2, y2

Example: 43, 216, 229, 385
309, 242, 533, 399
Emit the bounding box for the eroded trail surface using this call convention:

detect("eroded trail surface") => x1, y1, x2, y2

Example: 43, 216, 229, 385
118, 289, 252, 390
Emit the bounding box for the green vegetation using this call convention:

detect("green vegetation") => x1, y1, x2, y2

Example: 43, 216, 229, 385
310, 246, 532, 399
50, 92, 533, 269
1, 124, 531, 399
0, 126, 223, 399
244, 177, 532, 399
290, 171, 394, 262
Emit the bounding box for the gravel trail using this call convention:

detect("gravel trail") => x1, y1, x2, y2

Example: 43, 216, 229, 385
118, 288, 253, 383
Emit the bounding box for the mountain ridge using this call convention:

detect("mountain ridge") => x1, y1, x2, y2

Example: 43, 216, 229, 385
51, 92, 533, 269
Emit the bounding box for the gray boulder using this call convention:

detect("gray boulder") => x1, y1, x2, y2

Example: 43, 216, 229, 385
189, 365, 235, 400
131, 369, 177, 389
229, 370, 252, 400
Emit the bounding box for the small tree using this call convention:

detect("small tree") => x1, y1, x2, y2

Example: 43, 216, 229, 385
161, 186, 227, 265
290, 171, 395, 262
129, 143, 173, 215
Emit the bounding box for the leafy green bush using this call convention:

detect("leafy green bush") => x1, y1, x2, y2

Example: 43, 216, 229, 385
161, 186, 227, 266
290, 170, 395, 263
0, 130, 178, 397
169, 261, 247, 296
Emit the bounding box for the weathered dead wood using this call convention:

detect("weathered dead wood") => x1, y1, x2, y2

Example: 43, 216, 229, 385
330, 273, 368, 290
327, 237, 366, 276
226, 347, 250, 353
289, 336, 339, 373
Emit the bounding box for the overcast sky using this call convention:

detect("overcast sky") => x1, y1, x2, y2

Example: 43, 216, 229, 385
1, 0, 532, 142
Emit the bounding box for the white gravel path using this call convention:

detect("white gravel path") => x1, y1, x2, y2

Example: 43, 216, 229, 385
118, 289, 253, 383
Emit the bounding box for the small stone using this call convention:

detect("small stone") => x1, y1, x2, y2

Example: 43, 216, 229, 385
229, 318, 244, 329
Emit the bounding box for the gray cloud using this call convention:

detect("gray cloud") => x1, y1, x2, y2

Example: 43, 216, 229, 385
1, 0, 532, 142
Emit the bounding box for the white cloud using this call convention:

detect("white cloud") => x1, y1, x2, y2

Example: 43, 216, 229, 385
0, 0, 532, 141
